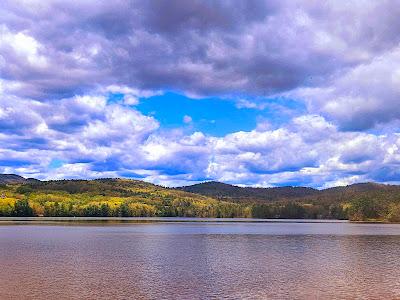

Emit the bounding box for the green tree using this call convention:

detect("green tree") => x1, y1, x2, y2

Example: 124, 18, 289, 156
13, 199, 34, 216
251, 204, 274, 218
118, 202, 130, 217
279, 202, 306, 219
100, 203, 110, 217
386, 204, 400, 222
348, 197, 380, 221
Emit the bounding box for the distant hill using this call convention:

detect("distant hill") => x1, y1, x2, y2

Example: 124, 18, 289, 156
0, 174, 28, 184
178, 181, 320, 203
324, 182, 394, 193
308, 182, 400, 205
3, 174, 400, 204
179, 181, 400, 204
16, 177, 208, 198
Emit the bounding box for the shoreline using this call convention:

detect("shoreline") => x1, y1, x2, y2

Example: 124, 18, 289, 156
0, 216, 348, 224
1, 217, 397, 225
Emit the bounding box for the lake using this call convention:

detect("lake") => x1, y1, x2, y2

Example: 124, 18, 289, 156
1, 218, 400, 299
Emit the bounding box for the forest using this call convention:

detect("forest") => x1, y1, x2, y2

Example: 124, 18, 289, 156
0, 175, 400, 221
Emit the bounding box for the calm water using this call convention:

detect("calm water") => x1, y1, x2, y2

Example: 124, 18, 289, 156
1, 219, 400, 299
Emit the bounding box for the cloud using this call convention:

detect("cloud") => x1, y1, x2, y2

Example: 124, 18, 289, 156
0, 89, 160, 177
205, 116, 400, 187
235, 99, 267, 110
1, 1, 400, 187
293, 48, 400, 130
123, 95, 139, 105
1, 1, 399, 103
183, 115, 192, 124
1, 83, 399, 188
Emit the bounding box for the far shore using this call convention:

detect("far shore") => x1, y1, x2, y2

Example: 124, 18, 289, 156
0, 216, 351, 223
3, 216, 397, 224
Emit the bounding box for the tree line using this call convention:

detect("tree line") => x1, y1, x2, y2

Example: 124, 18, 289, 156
0, 179, 400, 221
1, 197, 347, 219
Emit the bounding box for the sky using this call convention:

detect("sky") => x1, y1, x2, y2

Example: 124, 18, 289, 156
1, 0, 400, 188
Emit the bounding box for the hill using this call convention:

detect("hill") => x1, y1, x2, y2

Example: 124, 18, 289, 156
180, 181, 400, 204
0, 174, 28, 184
178, 181, 319, 203
179, 181, 400, 221
0, 177, 251, 218
1, 175, 400, 221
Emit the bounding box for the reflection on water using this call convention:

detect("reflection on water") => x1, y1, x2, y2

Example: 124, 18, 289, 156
1, 222, 400, 299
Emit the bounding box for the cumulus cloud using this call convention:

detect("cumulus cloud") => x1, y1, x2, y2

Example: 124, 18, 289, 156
1, 1, 400, 187
1, 83, 400, 187
206, 117, 400, 187
291, 48, 400, 130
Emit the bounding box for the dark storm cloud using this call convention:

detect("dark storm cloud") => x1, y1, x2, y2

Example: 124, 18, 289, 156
139, 0, 273, 34
2, 0, 400, 105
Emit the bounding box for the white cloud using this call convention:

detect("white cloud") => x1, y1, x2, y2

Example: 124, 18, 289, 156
123, 95, 139, 105
0, 26, 47, 67
293, 47, 400, 130
205, 116, 400, 187
183, 115, 192, 124
235, 99, 266, 110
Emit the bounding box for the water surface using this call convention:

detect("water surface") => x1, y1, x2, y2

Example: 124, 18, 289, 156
1, 219, 400, 299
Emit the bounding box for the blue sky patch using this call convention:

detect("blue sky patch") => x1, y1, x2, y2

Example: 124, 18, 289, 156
48, 159, 65, 169
135, 92, 306, 136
